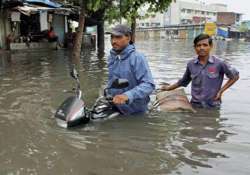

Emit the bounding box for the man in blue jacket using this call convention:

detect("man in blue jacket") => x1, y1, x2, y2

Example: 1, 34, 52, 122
107, 24, 155, 115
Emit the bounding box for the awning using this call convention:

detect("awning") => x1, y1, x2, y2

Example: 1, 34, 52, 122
25, 0, 62, 8
14, 4, 73, 16
15, 5, 54, 16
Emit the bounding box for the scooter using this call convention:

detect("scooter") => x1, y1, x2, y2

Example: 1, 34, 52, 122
54, 66, 129, 128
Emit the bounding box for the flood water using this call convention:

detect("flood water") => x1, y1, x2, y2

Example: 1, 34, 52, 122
0, 39, 250, 175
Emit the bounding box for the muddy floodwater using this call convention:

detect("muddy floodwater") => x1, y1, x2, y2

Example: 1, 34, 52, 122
0, 39, 250, 175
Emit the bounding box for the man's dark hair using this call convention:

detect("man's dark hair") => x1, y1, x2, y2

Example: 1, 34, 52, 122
193, 34, 213, 46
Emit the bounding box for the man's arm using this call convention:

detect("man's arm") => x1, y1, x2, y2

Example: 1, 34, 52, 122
214, 75, 239, 101
161, 83, 180, 91
115, 54, 155, 104
161, 65, 191, 91
214, 62, 239, 101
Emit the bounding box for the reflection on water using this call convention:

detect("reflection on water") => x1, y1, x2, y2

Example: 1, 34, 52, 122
0, 39, 250, 175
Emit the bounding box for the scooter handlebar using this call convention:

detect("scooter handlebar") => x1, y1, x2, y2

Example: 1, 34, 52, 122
63, 90, 74, 93
105, 95, 113, 103
105, 95, 129, 104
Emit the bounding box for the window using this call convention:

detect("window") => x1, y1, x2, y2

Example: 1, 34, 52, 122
156, 23, 161, 26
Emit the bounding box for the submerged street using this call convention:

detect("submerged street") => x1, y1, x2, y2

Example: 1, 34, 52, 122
0, 38, 250, 175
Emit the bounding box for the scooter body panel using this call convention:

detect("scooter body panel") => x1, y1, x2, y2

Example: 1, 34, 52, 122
55, 96, 89, 127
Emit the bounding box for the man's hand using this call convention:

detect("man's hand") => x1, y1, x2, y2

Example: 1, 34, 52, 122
160, 85, 171, 91
214, 75, 239, 102
113, 94, 129, 105
160, 83, 179, 91
214, 91, 222, 101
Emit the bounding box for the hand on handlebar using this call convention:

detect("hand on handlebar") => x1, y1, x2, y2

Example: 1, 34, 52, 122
112, 94, 129, 105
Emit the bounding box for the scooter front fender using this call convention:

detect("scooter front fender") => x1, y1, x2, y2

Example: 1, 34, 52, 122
55, 96, 89, 127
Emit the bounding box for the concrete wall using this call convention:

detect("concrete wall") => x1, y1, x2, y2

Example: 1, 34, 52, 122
136, 25, 205, 39
179, 30, 187, 39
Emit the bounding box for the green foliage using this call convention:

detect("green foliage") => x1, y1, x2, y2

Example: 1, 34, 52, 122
87, 0, 103, 11
64, 0, 104, 12
105, 5, 121, 23
239, 22, 249, 32
104, 0, 173, 24
64, 0, 173, 23
121, 0, 172, 18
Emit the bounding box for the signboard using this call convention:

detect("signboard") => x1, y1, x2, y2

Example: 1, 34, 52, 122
204, 22, 217, 36
217, 27, 228, 38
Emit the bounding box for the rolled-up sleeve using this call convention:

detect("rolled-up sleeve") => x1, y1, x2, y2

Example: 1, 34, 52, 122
177, 66, 192, 87
221, 62, 239, 79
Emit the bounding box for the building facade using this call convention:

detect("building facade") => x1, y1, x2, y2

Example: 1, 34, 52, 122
137, 0, 228, 28
217, 12, 242, 26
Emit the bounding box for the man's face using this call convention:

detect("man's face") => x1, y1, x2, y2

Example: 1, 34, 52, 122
111, 34, 130, 51
194, 38, 212, 58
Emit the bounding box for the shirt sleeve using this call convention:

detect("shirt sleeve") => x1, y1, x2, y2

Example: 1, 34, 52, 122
107, 55, 116, 88
177, 65, 192, 87
221, 61, 239, 79
123, 54, 155, 104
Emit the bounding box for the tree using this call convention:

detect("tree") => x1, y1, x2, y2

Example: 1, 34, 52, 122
67, 0, 173, 63
71, 1, 86, 64
119, 0, 173, 43
68, 0, 116, 62
69, 0, 106, 63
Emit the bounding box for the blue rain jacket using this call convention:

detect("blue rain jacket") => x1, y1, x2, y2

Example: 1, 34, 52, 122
108, 44, 155, 115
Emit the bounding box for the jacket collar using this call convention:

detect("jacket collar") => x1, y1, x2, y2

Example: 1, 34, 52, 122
110, 44, 135, 60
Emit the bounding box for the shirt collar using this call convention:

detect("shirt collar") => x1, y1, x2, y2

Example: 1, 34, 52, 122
194, 55, 214, 64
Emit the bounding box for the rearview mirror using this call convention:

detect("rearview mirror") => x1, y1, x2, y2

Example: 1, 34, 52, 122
70, 67, 79, 80
111, 79, 129, 89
